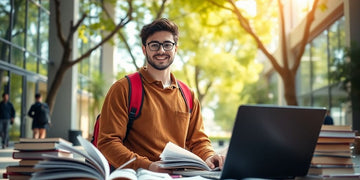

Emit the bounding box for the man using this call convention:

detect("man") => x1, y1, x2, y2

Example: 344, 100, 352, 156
0, 92, 15, 149
28, 93, 50, 139
323, 110, 334, 125
98, 18, 224, 172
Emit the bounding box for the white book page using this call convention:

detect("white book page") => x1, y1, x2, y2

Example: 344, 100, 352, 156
136, 168, 173, 180
108, 168, 137, 180
77, 135, 110, 179
56, 137, 106, 177
160, 142, 210, 171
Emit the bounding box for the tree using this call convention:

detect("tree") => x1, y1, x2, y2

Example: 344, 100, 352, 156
46, 0, 133, 113
210, 0, 321, 105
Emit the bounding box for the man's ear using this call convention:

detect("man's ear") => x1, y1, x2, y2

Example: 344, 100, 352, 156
142, 45, 146, 55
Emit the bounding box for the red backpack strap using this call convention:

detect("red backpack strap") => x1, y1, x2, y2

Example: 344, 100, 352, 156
124, 72, 144, 140
91, 114, 101, 147
177, 80, 193, 113
91, 73, 144, 146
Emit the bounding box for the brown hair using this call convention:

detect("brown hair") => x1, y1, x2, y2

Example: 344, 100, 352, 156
140, 18, 179, 46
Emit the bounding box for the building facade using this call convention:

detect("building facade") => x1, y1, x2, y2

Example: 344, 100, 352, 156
269, 0, 360, 129
0, 0, 115, 142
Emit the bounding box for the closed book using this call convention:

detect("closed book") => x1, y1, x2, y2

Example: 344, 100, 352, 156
317, 137, 355, 144
7, 174, 32, 180
311, 156, 353, 165
321, 125, 352, 132
6, 165, 36, 173
18, 159, 41, 166
314, 143, 351, 153
313, 151, 353, 158
19, 138, 72, 145
2, 172, 32, 179
14, 142, 63, 151
319, 131, 356, 138
308, 166, 355, 175
12, 150, 73, 160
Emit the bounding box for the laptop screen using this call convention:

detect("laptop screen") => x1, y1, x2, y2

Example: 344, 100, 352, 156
221, 105, 326, 179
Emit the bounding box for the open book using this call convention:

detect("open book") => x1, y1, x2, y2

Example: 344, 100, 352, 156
30, 136, 172, 180
159, 142, 214, 171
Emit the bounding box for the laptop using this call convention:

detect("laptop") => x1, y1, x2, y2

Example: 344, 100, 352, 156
206, 105, 326, 179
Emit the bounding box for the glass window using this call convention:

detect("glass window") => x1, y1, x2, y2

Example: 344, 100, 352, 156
39, 7, 49, 60
299, 44, 311, 95
26, 53, 37, 73
298, 94, 311, 106
0, 0, 11, 39
27, 1, 39, 55
311, 31, 328, 90
9, 72, 23, 141
328, 16, 347, 125
11, 0, 26, 51
39, 58, 48, 76
0, 41, 10, 62
11, 48, 24, 67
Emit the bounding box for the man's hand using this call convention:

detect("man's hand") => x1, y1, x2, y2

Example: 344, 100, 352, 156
148, 161, 172, 173
10, 118, 14, 125
205, 154, 225, 170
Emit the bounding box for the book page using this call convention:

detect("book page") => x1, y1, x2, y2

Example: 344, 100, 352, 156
108, 168, 173, 180
159, 142, 211, 171
77, 135, 110, 178
56, 136, 106, 177
136, 168, 172, 180
33, 157, 102, 179
31, 169, 102, 180
108, 168, 137, 180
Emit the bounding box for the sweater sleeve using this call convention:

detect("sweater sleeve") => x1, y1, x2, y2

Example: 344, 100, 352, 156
185, 93, 215, 161
97, 79, 152, 170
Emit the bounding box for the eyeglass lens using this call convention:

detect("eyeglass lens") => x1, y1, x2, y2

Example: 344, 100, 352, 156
147, 41, 175, 51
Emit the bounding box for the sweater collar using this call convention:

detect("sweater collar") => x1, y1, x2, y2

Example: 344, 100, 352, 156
139, 66, 177, 89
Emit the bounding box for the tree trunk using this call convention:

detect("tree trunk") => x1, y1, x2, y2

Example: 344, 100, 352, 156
46, 46, 72, 114
280, 69, 298, 106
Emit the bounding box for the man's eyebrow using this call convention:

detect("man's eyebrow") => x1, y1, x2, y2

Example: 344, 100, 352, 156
148, 40, 174, 43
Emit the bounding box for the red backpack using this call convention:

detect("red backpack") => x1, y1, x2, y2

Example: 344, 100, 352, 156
91, 72, 193, 147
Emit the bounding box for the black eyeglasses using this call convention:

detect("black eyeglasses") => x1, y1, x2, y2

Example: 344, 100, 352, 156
146, 41, 176, 51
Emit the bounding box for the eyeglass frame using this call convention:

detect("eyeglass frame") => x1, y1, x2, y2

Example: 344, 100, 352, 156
146, 41, 177, 51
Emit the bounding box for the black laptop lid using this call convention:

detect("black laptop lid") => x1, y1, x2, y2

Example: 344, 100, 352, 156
221, 105, 326, 179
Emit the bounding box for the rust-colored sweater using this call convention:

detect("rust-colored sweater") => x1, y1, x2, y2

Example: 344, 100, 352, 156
97, 67, 215, 170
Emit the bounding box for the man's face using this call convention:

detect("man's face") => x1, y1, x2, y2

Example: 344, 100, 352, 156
142, 31, 177, 71
3, 94, 8, 101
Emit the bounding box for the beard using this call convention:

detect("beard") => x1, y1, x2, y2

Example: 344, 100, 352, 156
145, 52, 174, 71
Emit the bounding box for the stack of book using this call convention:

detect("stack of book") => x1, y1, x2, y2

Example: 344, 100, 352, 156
309, 125, 357, 176
3, 138, 73, 180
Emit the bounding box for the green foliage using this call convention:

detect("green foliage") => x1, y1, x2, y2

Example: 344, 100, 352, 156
88, 71, 106, 129
329, 44, 360, 98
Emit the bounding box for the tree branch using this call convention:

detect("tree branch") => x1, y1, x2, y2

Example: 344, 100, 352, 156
101, 1, 139, 69
155, 0, 168, 19
208, 0, 233, 11
54, 0, 65, 47
227, 0, 284, 76
71, 0, 134, 65
277, 0, 289, 69
292, 0, 319, 73
67, 13, 87, 44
